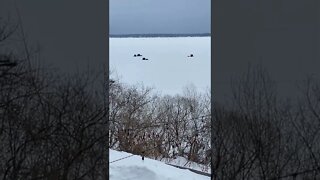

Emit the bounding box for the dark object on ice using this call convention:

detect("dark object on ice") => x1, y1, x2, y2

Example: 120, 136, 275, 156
142, 156, 144, 160
134, 54, 137, 57
137, 54, 142, 56
142, 57, 149, 60
188, 54, 194, 57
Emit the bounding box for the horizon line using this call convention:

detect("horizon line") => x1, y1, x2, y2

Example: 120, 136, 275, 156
109, 33, 211, 38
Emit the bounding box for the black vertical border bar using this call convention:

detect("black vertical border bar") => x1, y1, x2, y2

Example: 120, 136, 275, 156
106, 0, 110, 179
211, 0, 214, 179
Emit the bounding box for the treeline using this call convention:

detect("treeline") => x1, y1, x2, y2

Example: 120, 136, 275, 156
212, 65, 320, 179
0, 17, 107, 179
108, 79, 211, 166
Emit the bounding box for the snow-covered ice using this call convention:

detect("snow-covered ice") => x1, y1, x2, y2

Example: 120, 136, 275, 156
109, 37, 211, 95
109, 149, 210, 180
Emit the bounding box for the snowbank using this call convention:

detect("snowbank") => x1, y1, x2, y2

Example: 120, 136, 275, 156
161, 156, 211, 174
109, 149, 210, 180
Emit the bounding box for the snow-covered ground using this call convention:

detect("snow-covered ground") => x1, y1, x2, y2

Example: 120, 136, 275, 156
161, 156, 211, 174
109, 149, 210, 180
109, 37, 211, 96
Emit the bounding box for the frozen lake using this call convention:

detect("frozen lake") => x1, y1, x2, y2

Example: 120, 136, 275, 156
110, 37, 211, 96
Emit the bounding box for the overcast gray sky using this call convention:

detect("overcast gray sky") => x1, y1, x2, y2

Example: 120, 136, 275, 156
110, 0, 211, 34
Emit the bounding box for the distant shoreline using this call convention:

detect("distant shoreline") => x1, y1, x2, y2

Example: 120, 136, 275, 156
109, 33, 211, 38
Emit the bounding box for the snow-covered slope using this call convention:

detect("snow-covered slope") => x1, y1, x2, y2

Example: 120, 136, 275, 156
109, 149, 211, 180
161, 156, 211, 174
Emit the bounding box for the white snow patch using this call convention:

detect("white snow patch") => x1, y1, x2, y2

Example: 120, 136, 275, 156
161, 156, 211, 174
109, 149, 210, 180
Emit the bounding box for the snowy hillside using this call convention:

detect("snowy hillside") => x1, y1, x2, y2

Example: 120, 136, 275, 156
109, 149, 211, 180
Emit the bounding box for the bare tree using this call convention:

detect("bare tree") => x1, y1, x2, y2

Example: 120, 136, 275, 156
212, 64, 320, 179
0, 15, 108, 180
